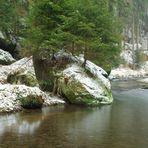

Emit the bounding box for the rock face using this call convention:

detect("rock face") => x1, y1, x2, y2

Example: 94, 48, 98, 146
58, 61, 113, 106
0, 49, 15, 65
120, 50, 134, 65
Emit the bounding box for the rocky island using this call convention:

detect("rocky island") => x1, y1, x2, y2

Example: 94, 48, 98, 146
0, 49, 113, 113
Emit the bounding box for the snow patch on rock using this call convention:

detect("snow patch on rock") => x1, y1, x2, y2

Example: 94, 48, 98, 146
0, 57, 35, 84
63, 64, 113, 104
0, 84, 65, 113
74, 55, 110, 89
109, 60, 148, 80
0, 49, 15, 65
76, 54, 108, 76
109, 67, 146, 79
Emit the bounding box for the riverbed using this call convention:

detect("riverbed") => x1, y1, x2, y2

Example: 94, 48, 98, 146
0, 80, 148, 148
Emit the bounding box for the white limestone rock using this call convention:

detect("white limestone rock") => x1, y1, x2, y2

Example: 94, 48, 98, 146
109, 67, 146, 80
0, 84, 65, 113
0, 57, 36, 85
0, 49, 15, 65
58, 63, 113, 106
109, 60, 148, 80
120, 50, 134, 65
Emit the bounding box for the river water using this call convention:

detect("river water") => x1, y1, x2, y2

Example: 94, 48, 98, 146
0, 80, 148, 148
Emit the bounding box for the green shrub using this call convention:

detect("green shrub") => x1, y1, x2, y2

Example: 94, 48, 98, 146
20, 95, 44, 109
135, 49, 146, 68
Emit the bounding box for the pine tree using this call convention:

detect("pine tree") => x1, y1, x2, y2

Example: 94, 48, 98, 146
25, 0, 122, 71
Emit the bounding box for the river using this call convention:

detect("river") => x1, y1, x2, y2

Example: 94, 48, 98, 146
0, 80, 148, 148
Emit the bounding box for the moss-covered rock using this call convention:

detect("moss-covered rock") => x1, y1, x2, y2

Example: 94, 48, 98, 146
58, 64, 113, 106
32, 51, 75, 91
31, 51, 113, 106
58, 79, 100, 106
0, 84, 65, 113
20, 95, 44, 109
7, 71, 38, 87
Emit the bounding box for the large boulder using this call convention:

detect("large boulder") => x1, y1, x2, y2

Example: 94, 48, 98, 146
58, 63, 113, 106
0, 84, 65, 113
32, 52, 113, 106
0, 49, 15, 65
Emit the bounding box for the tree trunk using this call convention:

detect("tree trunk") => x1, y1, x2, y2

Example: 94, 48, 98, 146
82, 43, 87, 68
132, 12, 135, 69
136, 12, 140, 50
71, 42, 75, 55
32, 53, 54, 91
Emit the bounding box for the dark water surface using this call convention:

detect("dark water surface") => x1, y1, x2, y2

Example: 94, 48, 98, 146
0, 80, 148, 148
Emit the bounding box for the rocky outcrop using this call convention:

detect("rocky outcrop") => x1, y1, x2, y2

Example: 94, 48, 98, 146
0, 84, 65, 112
0, 51, 113, 112
120, 50, 134, 65
110, 41, 148, 80
58, 64, 113, 106
109, 67, 146, 80
33, 52, 113, 106
0, 57, 65, 113
0, 49, 15, 65
109, 60, 148, 80
0, 57, 36, 85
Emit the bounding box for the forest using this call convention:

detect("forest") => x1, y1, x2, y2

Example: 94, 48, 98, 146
0, 0, 147, 71
1, 1, 148, 148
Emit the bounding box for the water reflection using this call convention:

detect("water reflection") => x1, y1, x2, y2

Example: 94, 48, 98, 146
0, 112, 40, 136
0, 105, 112, 148
0, 81, 148, 147
111, 79, 146, 90
0, 106, 66, 136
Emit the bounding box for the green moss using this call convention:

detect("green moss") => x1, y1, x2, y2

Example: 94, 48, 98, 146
38, 79, 54, 91
0, 59, 15, 65
59, 78, 103, 106
57, 66, 113, 106
7, 72, 38, 87
20, 95, 44, 109
84, 69, 95, 78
